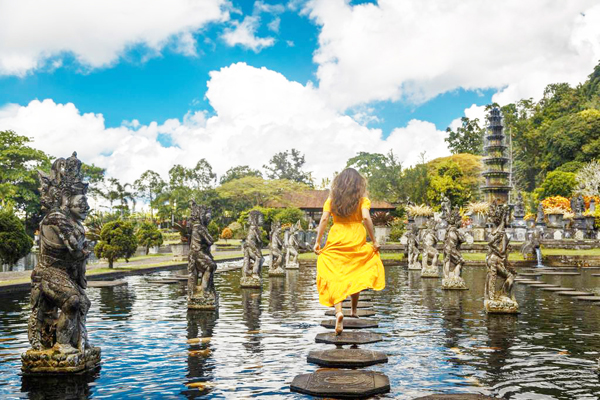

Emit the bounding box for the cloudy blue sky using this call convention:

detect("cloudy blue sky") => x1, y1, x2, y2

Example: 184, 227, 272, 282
1, 0, 599, 183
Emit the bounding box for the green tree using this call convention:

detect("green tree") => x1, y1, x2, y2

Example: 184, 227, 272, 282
94, 220, 138, 268
0, 209, 33, 267
534, 170, 577, 199
346, 150, 403, 202
81, 163, 106, 201
189, 159, 216, 191
136, 222, 163, 255
220, 165, 262, 184
133, 170, 166, 220
426, 160, 471, 208
274, 207, 305, 226
445, 117, 484, 155
217, 176, 308, 211
208, 220, 220, 239
263, 149, 313, 186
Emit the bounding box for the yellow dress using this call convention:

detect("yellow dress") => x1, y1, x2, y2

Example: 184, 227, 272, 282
316, 197, 385, 307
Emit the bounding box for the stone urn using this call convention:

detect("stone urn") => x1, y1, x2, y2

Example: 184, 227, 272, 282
547, 213, 563, 229
374, 226, 391, 245
471, 214, 486, 228
171, 242, 190, 261
414, 216, 429, 229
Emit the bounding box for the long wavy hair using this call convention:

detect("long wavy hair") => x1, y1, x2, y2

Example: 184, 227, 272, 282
330, 168, 367, 217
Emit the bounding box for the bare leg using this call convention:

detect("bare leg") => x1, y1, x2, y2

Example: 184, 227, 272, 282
334, 302, 343, 335
350, 292, 360, 318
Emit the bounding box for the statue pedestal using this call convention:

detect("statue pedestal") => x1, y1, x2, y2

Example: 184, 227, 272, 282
240, 275, 262, 288
408, 262, 421, 270
268, 266, 286, 277
420, 266, 439, 278
441, 276, 467, 290
22, 345, 101, 374
484, 297, 519, 314
285, 261, 299, 270
188, 291, 218, 310
472, 228, 486, 242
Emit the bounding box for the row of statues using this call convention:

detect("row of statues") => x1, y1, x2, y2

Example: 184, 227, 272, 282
406, 198, 518, 313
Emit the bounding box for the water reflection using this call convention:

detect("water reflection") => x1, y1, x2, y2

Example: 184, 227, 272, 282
21, 369, 100, 400
183, 310, 218, 399
96, 286, 135, 321
268, 277, 285, 314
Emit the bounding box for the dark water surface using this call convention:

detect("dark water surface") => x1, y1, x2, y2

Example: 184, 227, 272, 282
2, 264, 600, 399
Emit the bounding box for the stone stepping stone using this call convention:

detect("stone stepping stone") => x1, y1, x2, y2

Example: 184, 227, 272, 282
518, 273, 542, 277
171, 275, 190, 281
315, 331, 383, 345
320, 318, 379, 329
575, 296, 600, 302
540, 272, 581, 276
414, 395, 500, 400
527, 283, 558, 288
325, 309, 376, 318
290, 370, 390, 398
516, 280, 539, 284
147, 279, 181, 284
345, 296, 373, 302
541, 287, 574, 292
307, 348, 388, 368
341, 301, 372, 309
87, 280, 127, 288
592, 274, 600, 277
557, 291, 594, 296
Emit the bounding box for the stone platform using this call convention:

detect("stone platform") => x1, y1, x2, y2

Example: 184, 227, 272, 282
290, 370, 390, 398
325, 309, 375, 317
315, 331, 383, 345
320, 318, 379, 329
541, 287, 574, 292
557, 291, 594, 296
341, 301, 372, 309
22, 346, 101, 374
307, 348, 387, 368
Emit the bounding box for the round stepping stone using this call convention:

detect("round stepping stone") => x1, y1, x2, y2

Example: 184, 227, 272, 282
341, 301, 372, 309
575, 296, 600, 302
315, 331, 383, 345
557, 291, 594, 296
527, 283, 558, 288
540, 272, 581, 276
320, 318, 379, 329
147, 279, 181, 284
541, 287, 574, 292
325, 309, 375, 317
87, 280, 127, 288
307, 348, 388, 368
290, 370, 390, 398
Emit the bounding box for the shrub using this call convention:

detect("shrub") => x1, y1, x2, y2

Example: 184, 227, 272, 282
208, 220, 220, 239
136, 222, 163, 255
0, 210, 33, 266
94, 220, 138, 268
220, 227, 233, 242
274, 207, 305, 226
406, 204, 434, 217
541, 195, 571, 212
371, 212, 394, 227
388, 218, 405, 242
535, 171, 577, 199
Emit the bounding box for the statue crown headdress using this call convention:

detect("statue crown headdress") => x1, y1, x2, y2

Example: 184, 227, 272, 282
39, 151, 88, 211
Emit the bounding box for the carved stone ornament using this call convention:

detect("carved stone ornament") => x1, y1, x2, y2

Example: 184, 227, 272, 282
268, 220, 285, 276
187, 201, 218, 310
420, 219, 439, 278
240, 210, 264, 288
442, 207, 467, 290
285, 220, 301, 269
484, 202, 519, 314
22, 152, 101, 374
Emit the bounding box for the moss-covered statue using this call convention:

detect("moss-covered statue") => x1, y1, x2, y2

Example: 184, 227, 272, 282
268, 220, 285, 276
406, 224, 421, 270
240, 210, 264, 288
484, 202, 518, 314
420, 219, 439, 278
22, 152, 101, 374
285, 220, 301, 269
442, 207, 467, 290
187, 201, 218, 310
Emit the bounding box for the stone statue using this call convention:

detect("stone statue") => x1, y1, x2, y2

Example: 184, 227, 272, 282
420, 219, 439, 278
590, 198, 596, 213
520, 228, 541, 260
406, 224, 421, 270
23, 152, 101, 374
576, 194, 585, 217
536, 203, 545, 226
285, 221, 301, 269
442, 207, 467, 290
440, 194, 451, 219
268, 220, 285, 276
514, 193, 525, 218
187, 201, 218, 310
240, 210, 265, 288
484, 202, 518, 314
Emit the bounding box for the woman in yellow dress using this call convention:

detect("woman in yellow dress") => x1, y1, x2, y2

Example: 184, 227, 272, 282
313, 168, 385, 335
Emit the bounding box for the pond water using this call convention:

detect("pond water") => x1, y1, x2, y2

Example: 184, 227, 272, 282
1, 264, 600, 399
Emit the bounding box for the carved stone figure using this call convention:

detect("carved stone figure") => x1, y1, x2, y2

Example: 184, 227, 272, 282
536, 203, 545, 226
514, 193, 525, 218
22, 152, 101, 374
440, 194, 451, 219
420, 219, 439, 278
590, 198, 596, 213
575, 194, 585, 217
442, 207, 467, 290
240, 210, 264, 288
285, 221, 301, 269
268, 220, 285, 276
521, 228, 541, 260
187, 201, 218, 310
484, 202, 518, 314
407, 225, 421, 270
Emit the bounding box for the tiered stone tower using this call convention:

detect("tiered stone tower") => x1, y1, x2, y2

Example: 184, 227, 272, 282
482, 107, 511, 204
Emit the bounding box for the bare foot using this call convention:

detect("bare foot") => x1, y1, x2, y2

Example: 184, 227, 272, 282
350, 309, 359, 318
335, 311, 344, 335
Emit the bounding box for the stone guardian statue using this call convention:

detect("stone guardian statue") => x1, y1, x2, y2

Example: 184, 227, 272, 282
442, 207, 467, 290
268, 220, 285, 276
420, 219, 439, 278
407, 224, 421, 270
484, 202, 518, 313
187, 201, 218, 310
240, 210, 264, 288
22, 152, 101, 374
285, 220, 301, 269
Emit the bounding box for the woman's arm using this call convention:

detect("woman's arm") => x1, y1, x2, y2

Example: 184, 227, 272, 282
313, 211, 330, 254
361, 208, 380, 252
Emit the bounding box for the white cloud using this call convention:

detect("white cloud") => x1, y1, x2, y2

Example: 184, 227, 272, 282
0, 63, 448, 184
307, 0, 600, 109
221, 16, 275, 51
449, 104, 487, 131
0, 0, 231, 76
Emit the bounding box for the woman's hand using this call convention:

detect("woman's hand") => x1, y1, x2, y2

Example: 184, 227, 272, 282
313, 242, 322, 255
372, 241, 381, 253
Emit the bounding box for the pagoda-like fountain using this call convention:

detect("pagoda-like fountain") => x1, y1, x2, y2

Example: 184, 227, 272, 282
482, 107, 511, 205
